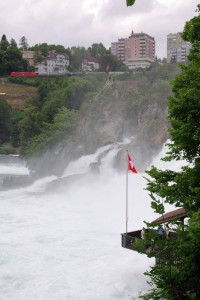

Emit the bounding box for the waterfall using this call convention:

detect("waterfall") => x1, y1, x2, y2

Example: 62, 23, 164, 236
0, 141, 182, 300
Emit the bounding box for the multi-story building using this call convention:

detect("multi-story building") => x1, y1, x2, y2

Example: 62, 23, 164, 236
35, 50, 70, 75
111, 31, 155, 69
167, 33, 191, 63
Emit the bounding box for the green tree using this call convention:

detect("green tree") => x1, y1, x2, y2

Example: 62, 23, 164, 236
19, 36, 29, 50
0, 34, 9, 51
37, 78, 59, 102
70, 46, 87, 70
41, 96, 65, 123
0, 98, 11, 144
88, 43, 108, 59
19, 105, 42, 149
5, 47, 28, 73
126, 0, 136, 6
10, 111, 24, 147
0, 37, 28, 75
142, 5, 200, 299
10, 38, 17, 48
62, 77, 92, 110
99, 53, 127, 72
26, 107, 77, 156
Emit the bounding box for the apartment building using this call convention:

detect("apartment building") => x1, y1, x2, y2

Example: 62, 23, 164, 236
111, 31, 155, 69
167, 32, 191, 63
35, 51, 70, 75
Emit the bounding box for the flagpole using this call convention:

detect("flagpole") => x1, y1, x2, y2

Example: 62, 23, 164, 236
126, 150, 128, 235
126, 152, 137, 236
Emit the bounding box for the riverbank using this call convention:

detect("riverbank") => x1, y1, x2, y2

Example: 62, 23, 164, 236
0, 143, 20, 155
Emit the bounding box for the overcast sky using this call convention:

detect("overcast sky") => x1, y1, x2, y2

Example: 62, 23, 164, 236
1, 0, 199, 58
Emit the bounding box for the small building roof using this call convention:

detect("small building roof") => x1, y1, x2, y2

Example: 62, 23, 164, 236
152, 208, 186, 225
83, 56, 98, 63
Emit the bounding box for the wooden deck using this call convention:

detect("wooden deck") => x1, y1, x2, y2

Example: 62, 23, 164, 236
121, 229, 177, 253
121, 230, 149, 253
121, 208, 187, 254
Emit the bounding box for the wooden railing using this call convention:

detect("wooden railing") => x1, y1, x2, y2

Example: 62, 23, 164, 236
121, 230, 142, 251
121, 229, 178, 254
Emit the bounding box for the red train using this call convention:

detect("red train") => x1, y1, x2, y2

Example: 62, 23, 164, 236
10, 72, 38, 77
10, 71, 87, 77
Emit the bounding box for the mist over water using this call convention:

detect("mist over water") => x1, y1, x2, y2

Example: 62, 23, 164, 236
0, 142, 177, 300
0, 155, 29, 176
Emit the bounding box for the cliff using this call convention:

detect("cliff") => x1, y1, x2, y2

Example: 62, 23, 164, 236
28, 68, 175, 177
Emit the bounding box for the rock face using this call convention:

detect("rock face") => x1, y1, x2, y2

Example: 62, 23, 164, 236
70, 80, 169, 172
28, 78, 171, 177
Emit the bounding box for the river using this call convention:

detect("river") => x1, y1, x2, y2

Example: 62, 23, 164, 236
0, 142, 177, 300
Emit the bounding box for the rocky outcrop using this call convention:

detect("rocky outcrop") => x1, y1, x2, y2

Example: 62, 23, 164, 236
27, 77, 171, 177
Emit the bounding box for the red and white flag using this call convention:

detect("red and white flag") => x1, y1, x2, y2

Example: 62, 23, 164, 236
128, 154, 137, 173
105, 65, 110, 73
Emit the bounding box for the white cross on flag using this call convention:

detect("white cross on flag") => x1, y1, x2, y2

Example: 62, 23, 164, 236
128, 154, 137, 173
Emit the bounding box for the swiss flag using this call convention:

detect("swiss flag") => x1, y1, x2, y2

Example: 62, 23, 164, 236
128, 154, 137, 173
105, 65, 110, 73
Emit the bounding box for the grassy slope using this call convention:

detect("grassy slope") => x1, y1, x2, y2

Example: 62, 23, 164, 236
0, 81, 38, 111
0, 80, 38, 154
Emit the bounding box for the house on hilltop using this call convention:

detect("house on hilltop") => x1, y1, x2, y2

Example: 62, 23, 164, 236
82, 56, 99, 72
35, 50, 70, 75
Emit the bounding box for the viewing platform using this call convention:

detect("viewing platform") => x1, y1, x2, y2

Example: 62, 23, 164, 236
121, 208, 187, 254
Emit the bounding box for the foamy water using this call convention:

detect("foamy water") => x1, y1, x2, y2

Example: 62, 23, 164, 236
0, 155, 29, 175
0, 143, 178, 300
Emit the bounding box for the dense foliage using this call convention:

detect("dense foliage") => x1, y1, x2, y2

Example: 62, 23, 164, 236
0, 35, 28, 75
126, 0, 136, 6
31, 64, 176, 152
142, 5, 200, 300
0, 32, 126, 75
0, 98, 11, 144
30, 42, 126, 72
0, 59, 179, 164
8, 74, 106, 156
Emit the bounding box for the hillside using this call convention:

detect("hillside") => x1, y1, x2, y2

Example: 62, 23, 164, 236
25, 64, 179, 177
0, 63, 180, 179
57, 77, 170, 173
0, 80, 38, 111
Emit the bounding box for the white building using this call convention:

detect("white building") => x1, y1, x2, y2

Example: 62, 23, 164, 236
82, 57, 99, 72
35, 51, 70, 75
167, 33, 191, 63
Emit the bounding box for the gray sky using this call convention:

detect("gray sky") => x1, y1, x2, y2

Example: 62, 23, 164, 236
1, 0, 199, 58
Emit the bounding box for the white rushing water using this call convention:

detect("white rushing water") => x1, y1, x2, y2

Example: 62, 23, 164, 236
0, 155, 29, 175
0, 142, 177, 300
